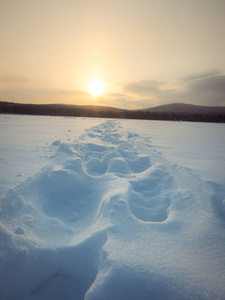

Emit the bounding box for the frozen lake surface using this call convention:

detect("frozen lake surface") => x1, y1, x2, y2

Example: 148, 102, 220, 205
0, 114, 225, 299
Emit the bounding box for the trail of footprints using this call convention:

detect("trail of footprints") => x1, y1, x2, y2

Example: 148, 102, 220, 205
48, 120, 173, 224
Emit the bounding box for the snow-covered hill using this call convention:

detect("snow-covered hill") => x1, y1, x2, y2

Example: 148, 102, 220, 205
0, 115, 225, 299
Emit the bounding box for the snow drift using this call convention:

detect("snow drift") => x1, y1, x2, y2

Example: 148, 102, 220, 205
0, 115, 225, 299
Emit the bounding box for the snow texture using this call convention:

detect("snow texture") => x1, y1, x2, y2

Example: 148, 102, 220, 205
0, 114, 225, 299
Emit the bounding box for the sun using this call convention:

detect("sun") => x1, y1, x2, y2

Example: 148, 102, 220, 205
88, 77, 104, 97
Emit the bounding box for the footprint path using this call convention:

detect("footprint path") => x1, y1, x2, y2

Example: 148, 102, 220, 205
49, 119, 175, 224
0, 119, 179, 245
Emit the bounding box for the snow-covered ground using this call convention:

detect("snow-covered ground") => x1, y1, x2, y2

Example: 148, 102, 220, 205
0, 114, 225, 300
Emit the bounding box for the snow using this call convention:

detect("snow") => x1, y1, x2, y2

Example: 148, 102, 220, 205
0, 114, 225, 300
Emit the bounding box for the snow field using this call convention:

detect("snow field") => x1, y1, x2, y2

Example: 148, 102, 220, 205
0, 116, 225, 299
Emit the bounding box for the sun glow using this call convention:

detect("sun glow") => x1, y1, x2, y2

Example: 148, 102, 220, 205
88, 77, 104, 97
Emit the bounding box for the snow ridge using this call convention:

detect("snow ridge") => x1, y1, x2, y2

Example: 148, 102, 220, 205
0, 119, 225, 299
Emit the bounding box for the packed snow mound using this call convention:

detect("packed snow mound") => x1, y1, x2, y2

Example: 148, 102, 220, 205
0, 117, 225, 299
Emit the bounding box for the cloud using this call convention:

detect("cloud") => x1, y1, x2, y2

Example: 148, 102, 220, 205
0, 86, 89, 97
0, 84, 93, 105
181, 70, 221, 82
188, 75, 225, 93
1, 70, 225, 108
0, 74, 30, 89
124, 80, 164, 96
121, 71, 225, 107
159, 73, 225, 107
98, 92, 162, 110
105, 93, 126, 98
0, 70, 96, 106
184, 74, 225, 106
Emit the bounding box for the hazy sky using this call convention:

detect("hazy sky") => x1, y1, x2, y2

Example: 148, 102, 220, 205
1, 0, 225, 109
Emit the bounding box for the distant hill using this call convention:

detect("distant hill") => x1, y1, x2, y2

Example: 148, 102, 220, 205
143, 103, 225, 115
0, 101, 225, 123
77, 105, 124, 113
0, 102, 124, 114
0, 102, 124, 117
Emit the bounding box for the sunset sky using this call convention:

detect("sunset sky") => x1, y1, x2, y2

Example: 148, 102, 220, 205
1, 0, 225, 109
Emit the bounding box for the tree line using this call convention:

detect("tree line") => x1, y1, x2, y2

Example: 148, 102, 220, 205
0, 101, 225, 123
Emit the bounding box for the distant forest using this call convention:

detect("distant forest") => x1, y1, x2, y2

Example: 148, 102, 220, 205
0, 101, 225, 123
